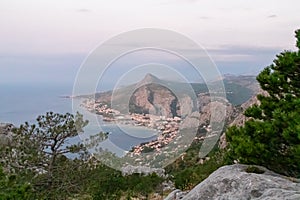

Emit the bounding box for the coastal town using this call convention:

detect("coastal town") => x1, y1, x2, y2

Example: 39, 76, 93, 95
82, 99, 182, 155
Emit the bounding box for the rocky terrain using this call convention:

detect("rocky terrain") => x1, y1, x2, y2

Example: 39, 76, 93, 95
2, 121, 299, 200
166, 164, 300, 200
218, 88, 268, 149
81, 74, 260, 163
93, 74, 183, 117
4, 74, 298, 200
229, 88, 267, 127
129, 83, 179, 118
88, 73, 258, 118
86, 74, 260, 135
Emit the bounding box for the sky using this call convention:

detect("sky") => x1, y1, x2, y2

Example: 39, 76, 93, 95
1, 0, 300, 85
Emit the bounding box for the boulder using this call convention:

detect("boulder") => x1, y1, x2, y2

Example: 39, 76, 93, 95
164, 189, 188, 200
0, 123, 14, 147
181, 164, 300, 200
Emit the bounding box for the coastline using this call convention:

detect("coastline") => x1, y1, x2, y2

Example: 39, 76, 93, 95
81, 98, 181, 155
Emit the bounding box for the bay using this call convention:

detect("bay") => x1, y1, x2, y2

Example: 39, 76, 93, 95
0, 82, 157, 157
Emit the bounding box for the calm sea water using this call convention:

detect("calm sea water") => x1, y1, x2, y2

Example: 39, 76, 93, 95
0, 83, 157, 157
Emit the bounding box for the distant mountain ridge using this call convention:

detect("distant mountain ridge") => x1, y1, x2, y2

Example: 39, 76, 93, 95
90, 74, 258, 114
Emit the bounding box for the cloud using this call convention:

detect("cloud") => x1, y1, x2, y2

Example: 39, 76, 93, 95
267, 14, 277, 18
76, 8, 92, 13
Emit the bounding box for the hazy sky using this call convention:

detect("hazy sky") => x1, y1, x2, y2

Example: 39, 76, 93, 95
1, 0, 300, 84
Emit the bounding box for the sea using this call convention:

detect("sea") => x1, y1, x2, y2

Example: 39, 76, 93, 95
0, 82, 157, 157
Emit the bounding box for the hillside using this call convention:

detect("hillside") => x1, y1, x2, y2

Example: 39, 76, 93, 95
89, 74, 258, 118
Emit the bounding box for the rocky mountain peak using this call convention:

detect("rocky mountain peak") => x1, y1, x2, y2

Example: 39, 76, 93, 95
138, 73, 161, 86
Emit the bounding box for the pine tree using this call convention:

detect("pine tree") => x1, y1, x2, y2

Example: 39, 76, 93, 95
226, 30, 300, 178
4, 112, 89, 198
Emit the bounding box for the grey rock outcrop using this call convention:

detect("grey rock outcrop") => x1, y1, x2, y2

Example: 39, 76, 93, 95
229, 88, 268, 127
181, 164, 300, 200
130, 83, 179, 118
218, 89, 268, 149
0, 123, 14, 147
121, 165, 165, 177
198, 94, 237, 126
164, 189, 188, 200
94, 74, 257, 120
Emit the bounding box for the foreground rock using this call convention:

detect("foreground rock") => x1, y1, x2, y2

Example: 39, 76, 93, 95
164, 189, 188, 200
121, 165, 165, 177
171, 164, 300, 200
0, 123, 14, 147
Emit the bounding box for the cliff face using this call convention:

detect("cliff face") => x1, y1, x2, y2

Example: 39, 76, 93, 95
218, 90, 264, 149
94, 74, 257, 121
129, 83, 179, 118
197, 94, 238, 126
230, 88, 267, 127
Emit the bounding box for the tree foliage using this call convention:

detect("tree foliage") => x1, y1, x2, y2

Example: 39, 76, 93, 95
0, 166, 34, 199
1, 112, 166, 199
226, 30, 300, 177
2, 112, 89, 198
88, 164, 164, 199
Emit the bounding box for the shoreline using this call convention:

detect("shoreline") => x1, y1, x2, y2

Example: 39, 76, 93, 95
81, 98, 181, 155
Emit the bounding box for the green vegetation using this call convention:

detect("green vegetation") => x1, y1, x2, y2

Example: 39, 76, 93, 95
94, 76, 254, 115
0, 166, 33, 199
1, 29, 299, 199
89, 166, 163, 199
0, 112, 164, 199
165, 141, 225, 190
226, 30, 300, 178
1, 112, 91, 199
